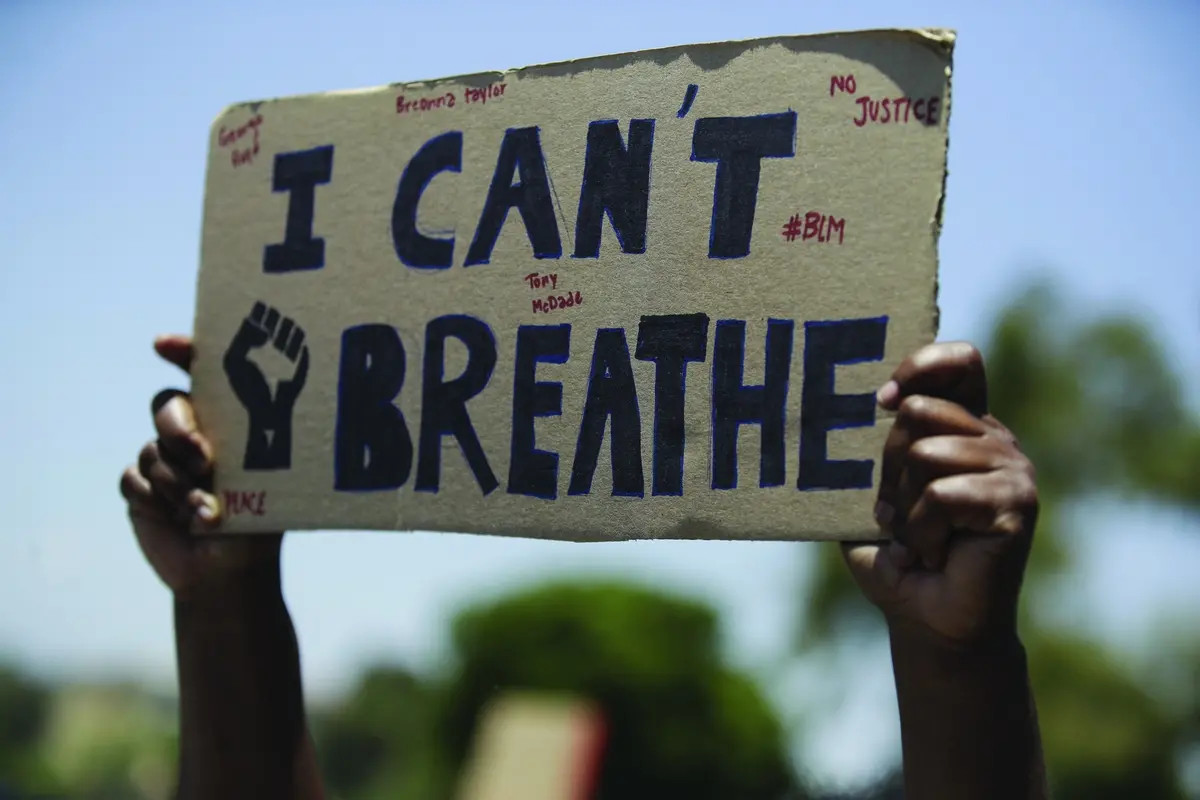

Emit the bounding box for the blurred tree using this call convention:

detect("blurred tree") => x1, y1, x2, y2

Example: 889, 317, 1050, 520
314, 665, 449, 800
0, 673, 177, 799
0, 665, 62, 795
795, 282, 1200, 798
1027, 631, 1183, 800
39, 683, 177, 800
440, 582, 797, 800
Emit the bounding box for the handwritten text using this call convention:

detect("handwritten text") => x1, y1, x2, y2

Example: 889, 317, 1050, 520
532, 291, 583, 314
219, 114, 263, 168
782, 212, 845, 244
524, 272, 558, 290
854, 96, 940, 127
223, 489, 267, 516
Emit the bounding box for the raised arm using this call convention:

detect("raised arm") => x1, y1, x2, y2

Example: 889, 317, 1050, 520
119, 334, 325, 800
844, 342, 1048, 799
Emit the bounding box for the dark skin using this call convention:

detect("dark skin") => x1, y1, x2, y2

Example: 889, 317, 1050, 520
121, 336, 1046, 800
120, 336, 324, 800
846, 342, 1046, 799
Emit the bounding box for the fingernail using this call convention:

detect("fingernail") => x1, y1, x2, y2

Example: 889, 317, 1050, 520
151, 389, 185, 416
187, 434, 213, 473
874, 500, 895, 527
876, 380, 899, 408
191, 492, 220, 526
158, 394, 185, 422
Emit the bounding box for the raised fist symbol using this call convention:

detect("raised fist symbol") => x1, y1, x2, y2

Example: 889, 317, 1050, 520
223, 301, 310, 470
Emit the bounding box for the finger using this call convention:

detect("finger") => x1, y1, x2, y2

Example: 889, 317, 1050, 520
137, 441, 160, 481
902, 469, 1037, 570
136, 448, 222, 528
138, 441, 194, 505
121, 466, 176, 525
263, 306, 281, 336
896, 486, 952, 572
905, 434, 1008, 482
151, 388, 186, 415
274, 317, 295, 351
285, 327, 305, 361
187, 488, 222, 526
152, 394, 213, 477
877, 342, 987, 417
250, 301, 267, 325
877, 396, 988, 530
154, 335, 195, 374
841, 540, 914, 596
897, 435, 1007, 522
120, 465, 155, 506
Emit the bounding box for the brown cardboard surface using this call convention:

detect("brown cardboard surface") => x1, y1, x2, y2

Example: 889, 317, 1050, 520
191, 28, 953, 540
455, 694, 605, 800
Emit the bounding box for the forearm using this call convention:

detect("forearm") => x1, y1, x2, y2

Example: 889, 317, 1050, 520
173, 560, 324, 800
890, 627, 1047, 800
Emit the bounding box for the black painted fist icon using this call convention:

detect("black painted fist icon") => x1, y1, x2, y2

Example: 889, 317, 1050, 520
223, 302, 310, 470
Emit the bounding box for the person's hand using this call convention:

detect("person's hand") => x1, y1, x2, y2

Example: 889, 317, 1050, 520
119, 334, 282, 600
843, 342, 1038, 650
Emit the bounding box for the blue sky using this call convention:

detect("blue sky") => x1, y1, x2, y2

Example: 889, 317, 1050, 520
1, 0, 1198, 787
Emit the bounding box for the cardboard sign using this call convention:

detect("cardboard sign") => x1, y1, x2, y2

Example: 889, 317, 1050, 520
455, 694, 605, 800
191, 28, 952, 540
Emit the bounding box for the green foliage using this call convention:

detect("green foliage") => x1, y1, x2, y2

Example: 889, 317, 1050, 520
310, 582, 796, 799
314, 666, 450, 800
987, 284, 1200, 507
441, 582, 796, 800
1028, 631, 1185, 800
0, 666, 62, 794
0, 677, 178, 799
0, 583, 795, 800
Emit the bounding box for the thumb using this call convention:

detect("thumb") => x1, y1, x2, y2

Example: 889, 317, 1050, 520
840, 540, 913, 596
155, 335, 194, 374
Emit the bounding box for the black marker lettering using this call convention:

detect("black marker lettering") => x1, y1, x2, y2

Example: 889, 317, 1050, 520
508, 324, 571, 499
798, 317, 888, 491
573, 119, 654, 258
635, 313, 709, 495
711, 319, 793, 489
392, 131, 462, 269
465, 127, 562, 266
415, 315, 499, 494
569, 328, 644, 497
263, 145, 334, 273
691, 113, 796, 259
334, 325, 413, 491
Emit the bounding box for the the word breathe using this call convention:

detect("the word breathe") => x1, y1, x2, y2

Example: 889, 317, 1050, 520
331, 313, 888, 500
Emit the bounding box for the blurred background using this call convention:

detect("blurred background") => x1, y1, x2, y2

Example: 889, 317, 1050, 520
1, 0, 1198, 797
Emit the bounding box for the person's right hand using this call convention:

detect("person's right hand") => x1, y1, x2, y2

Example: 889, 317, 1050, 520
119, 334, 282, 599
